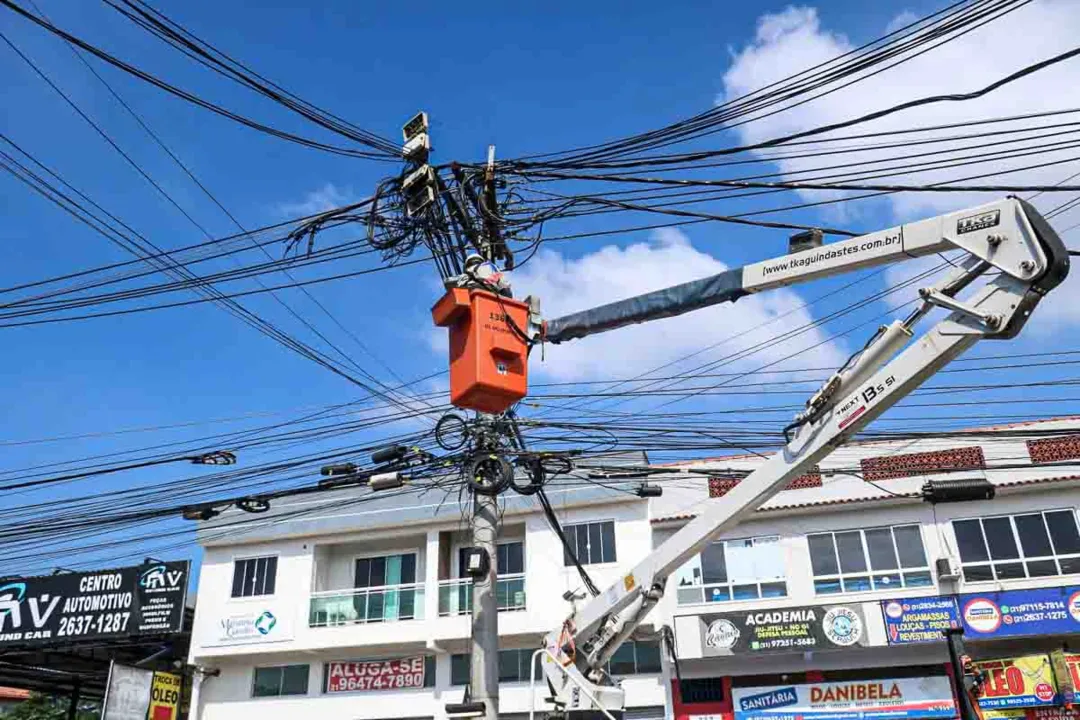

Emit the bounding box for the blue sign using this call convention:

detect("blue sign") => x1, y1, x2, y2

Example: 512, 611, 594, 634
881, 596, 960, 644
960, 585, 1080, 638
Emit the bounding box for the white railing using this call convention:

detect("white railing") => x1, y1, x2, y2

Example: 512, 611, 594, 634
437, 574, 527, 616
309, 582, 425, 626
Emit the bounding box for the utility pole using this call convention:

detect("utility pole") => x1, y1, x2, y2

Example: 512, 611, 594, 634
470, 485, 500, 720
945, 628, 983, 720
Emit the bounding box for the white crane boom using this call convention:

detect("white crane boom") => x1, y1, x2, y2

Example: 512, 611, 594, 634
536, 197, 1070, 719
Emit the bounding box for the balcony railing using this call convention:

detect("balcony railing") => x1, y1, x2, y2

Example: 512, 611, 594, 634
309, 583, 424, 627
437, 574, 526, 616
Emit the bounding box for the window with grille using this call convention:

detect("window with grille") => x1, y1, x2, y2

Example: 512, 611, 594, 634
808, 525, 931, 594
673, 536, 786, 604
562, 521, 616, 565
231, 556, 277, 598
952, 510, 1080, 582
252, 665, 308, 697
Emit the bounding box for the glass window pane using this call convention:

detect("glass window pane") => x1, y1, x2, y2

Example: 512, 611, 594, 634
1047, 511, 1080, 555
588, 524, 603, 565
726, 540, 755, 583
677, 586, 704, 604
894, 526, 928, 568
963, 564, 994, 582
1059, 556, 1080, 575
281, 665, 308, 695
732, 584, 759, 600
1027, 560, 1059, 577
400, 554, 417, 585
994, 562, 1026, 580
954, 520, 990, 563
355, 558, 370, 588
705, 585, 731, 603
424, 656, 436, 688
814, 578, 842, 594
231, 561, 246, 598
242, 560, 257, 597
1014, 514, 1054, 557
562, 527, 574, 567
808, 534, 839, 576
369, 557, 386, 587
836, 532, 868, 573
263, 557, 277, 595
760, 582, 787, 598
674, 556, 702, 588
984, 518, 1020, 560
499, 650, 521, 682
576, 525, 590, 565
700, 543, 728, 585
872, 573, 901, 590
451, 655, 470, 686
904, 571, 933, 587
601, 522, 617, 563
609, 643, 636, 675
637, 641, 662, 673
866, 529, 899, 571
842, 576, 871, 592
504, 542, 524, 574
253, 667, 282, 697
752, 537, 785, 581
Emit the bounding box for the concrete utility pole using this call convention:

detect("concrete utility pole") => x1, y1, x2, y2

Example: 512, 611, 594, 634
470, 492, 500, 720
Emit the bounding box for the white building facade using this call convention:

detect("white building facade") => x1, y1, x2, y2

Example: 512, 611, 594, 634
188, 417, 1080, 720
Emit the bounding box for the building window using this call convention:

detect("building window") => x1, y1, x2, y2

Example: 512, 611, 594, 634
808, 525, 931, 594
607, 640, 662, 675
352, 553, 418, 622
563, 521, 616, 566
253, 665, 308, 697
673, 536, 786, 605
678, 677, 724, 704
451, 649, 540, 685
231, 556, 277, 598
953, 510, 1080, 582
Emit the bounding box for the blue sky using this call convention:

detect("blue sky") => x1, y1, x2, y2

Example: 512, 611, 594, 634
3, 0, 1080, 579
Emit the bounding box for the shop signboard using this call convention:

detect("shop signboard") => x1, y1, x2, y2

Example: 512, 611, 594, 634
0, 562, 188, 648
325, 657, 426, 693
881, 596, 960, 644
148, 671, 182, 720
699, 603, 871, 656
205, 606, 293, 646
959, 586, 1080, 639
974, 655, 1058, 714
732, 676, 956, 720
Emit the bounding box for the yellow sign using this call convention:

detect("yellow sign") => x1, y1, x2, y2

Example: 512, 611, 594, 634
147, 672, 181, 720
975, 655, 1058, 720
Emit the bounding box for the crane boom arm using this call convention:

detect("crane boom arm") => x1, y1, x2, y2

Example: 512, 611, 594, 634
538, 198, 1069, 719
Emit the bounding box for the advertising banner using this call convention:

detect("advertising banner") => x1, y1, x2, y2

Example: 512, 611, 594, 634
732, 676, 956, 720
325, 657, 426, 693
881, 596, 961, 644
1050, 651, 1080, 704
974, 655, 1058, 712
148, 671, 182, 720
101, 662, 154, 720
0, 562, 188, 648
959, 586, 1080, 639
700, 603, 871, 656
206, 607, 293, 646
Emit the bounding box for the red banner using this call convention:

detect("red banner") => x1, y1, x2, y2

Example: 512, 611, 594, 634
326, 656, 425, 693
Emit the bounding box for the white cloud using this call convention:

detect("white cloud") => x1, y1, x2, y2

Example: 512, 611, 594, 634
508, 229, 849, 382
723, 3, 1080, 331
721, 2, 1080, 219
277, 183, 356, 218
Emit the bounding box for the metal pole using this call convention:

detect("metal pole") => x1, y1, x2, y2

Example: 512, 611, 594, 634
470, 491, 499, 720
945, 628, 980, 720
66, 679, 79, 720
